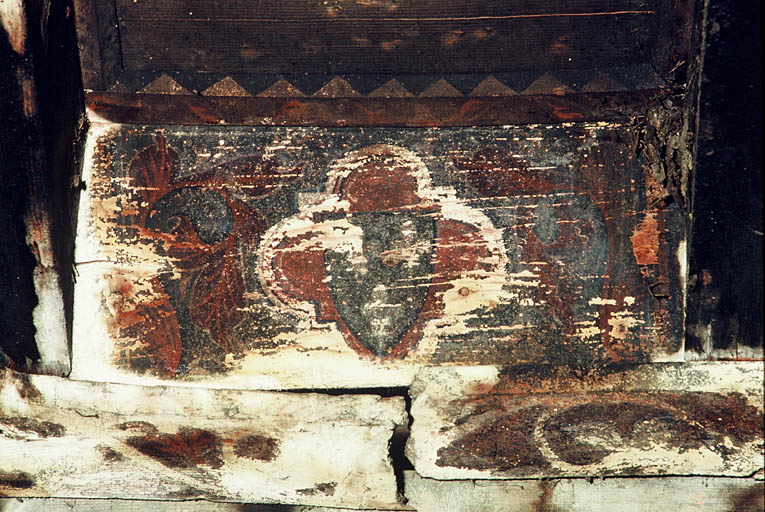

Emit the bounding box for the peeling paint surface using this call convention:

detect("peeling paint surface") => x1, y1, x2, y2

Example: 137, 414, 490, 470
72, 123, 685, 388
407, 363, 765, 479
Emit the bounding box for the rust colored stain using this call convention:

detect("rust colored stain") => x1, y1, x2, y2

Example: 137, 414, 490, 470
534, 480, 564, 512
125, 427, 224, 469
0, 417, 65, 438
232, 434, 281, 461
115, 420, 159, 434
97, 444, 125, 462
730, 483, 765, 512
550, 35, 570, 54
547, 102, 584, 120
442, 30, 464, 46
0, 471, 35, 489
13, 373, 41, 401
436, 392, 763, 472
543, 401, 709, 465
437, 406, 551, 474
631, 212, 660, 265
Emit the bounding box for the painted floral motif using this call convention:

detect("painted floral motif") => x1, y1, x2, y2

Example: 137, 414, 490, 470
258, 144, 505, 359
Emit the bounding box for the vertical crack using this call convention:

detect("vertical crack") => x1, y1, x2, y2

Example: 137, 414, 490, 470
280, 385, 414, 503
389, 389, 413, 503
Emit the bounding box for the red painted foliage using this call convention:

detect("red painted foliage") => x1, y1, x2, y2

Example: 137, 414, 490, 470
126, 134, 299, 366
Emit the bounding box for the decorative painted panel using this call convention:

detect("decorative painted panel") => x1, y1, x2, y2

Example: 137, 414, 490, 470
72, 122, 684, 388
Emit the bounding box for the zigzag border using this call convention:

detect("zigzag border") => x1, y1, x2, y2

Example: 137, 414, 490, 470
108, 67, 665, 98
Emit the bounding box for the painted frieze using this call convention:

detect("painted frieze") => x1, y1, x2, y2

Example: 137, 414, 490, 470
72, 123, 684, 388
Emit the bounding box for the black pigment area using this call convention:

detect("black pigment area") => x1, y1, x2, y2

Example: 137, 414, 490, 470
687, 0, 763, 352
0, 26, 40, 367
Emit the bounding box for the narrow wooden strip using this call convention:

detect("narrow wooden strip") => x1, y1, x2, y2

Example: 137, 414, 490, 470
0, 499, 398, 512
407, 362, 764, 479
404, 472, 765, 512
85, 90, 669, 127
0, 369, 406, 507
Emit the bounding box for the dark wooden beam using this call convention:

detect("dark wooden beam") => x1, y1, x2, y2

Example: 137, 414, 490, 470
86, 89, 671, 126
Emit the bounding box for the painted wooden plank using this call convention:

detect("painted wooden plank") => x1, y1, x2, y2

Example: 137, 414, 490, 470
407, 362, 764, 479
71, 121, 685, 389
74, 0, 692, 125
0, 369, 406, 507
83, 89, 670, 127
403, 472, 765, 512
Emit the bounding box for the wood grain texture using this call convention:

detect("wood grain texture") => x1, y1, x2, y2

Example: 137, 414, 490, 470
406, 362, 764, 479
113, 0, 671, 75
685, 0, 763, 361
71, 122, 684, 389
404, 472, 765, 512
73, 0, 122, 90
0, 368, 405, 507
0, 0, 70, 375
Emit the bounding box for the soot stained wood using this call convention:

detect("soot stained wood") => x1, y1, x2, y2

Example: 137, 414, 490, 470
0, 0, 80, 374
73, 0, 694, 125
686, 0, 763, 359
114, 0, 669, 75
0, 20, 40, 369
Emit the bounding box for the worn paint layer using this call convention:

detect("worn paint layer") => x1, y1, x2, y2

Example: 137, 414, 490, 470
72, 123, 684, 388
407, 362, 765, 479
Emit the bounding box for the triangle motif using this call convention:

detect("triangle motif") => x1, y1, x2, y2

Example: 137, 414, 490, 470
469, 76, 517, 97
313, 77, 361, 97
522, 74, 573, 96
202, 77, 251, 97
257, 79, 306, 97
368, 79, 414, 98
418, 79, 463, 98
139, 74, 193, 95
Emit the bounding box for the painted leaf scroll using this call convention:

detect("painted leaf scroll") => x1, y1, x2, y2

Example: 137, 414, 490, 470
72, 123, 685, 389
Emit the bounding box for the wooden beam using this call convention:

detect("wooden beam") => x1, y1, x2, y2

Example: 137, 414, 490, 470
404, 472, 764, 512
84, 90, 670, 127
407, 362, 764, 479
71, 122, 685, 389
0, 369, 406, 507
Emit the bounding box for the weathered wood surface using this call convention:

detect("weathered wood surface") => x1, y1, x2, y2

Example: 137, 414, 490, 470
2, 474, 762, 511
407, 362, 764, 479
685, 0, 763, 361
84, 89, 672, 127
0, 369, 406, 507
103, 69, 668, 97
74, 0, 693, 125
403, 472, 765, 512
71, 122, 684, 389
72, 0, 692, 80
0, 500, 378, 512
0, 0, 71, 375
